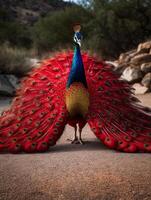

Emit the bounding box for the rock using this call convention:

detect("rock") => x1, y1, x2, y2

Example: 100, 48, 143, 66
141, 62, 151, 73
137, 41, 151, 52
5, 74, 19, 89
119, 53, 130, 63
131, 54, 151, 64
114, 40, 151, 86
141, 73, 151, 88
121, 67, 143, 82
118, 50, 136, 63
114, 62, 140, 76
0, 74, 16, 96
128, 51, 138, 59
105, 61, 119, 68
114, 63, 128, 75
132, 83, 149, 94
136, 48, 150, 54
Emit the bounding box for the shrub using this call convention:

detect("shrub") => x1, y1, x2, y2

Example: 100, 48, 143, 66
87, 0, 151, 58
0, 8, 32, 48
32, 5, 92, 54
0, 43, 33, 76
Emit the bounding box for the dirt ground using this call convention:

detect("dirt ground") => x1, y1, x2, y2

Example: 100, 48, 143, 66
0, 94, 151, 200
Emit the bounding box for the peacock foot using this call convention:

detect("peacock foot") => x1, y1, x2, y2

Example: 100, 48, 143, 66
67, 137, 85, 144
78, 138, 85, 145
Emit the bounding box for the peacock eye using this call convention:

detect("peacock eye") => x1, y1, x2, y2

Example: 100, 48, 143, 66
16, 144, 20, 148
106, 137, 110, 141
32, 143, 36, 147
118, 141, 123, 145
18, 116, 23, 121
98, 75, 103, 80
13, 138, 17, 142
105, 80, 111, 87
55, 122, 60, 127
59, 118, 63, 122
106, 91, 111, 96
35, 122, 40, 127
131, 133, 137, 137
9, 131, 13, 135
53, 128, 58, 134
148, 133, 151, 137
125, 136, 131, 141
144, 143, 149, 148
31, 81, 36, 85
61, 112, 65, 116
98, 86, 104, 91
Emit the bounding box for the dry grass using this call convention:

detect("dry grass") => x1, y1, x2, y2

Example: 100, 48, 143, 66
0, 43, 33, 76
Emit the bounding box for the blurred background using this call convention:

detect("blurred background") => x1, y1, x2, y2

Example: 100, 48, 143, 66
0, 0, 151, 96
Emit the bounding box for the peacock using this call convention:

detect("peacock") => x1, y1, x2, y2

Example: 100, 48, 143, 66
0, 24, 151, 153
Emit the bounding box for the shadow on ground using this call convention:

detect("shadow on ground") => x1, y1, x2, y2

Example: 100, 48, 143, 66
50, 140, 110, 153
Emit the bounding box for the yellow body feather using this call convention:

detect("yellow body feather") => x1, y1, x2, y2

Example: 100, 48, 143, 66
65, 83, 89, 117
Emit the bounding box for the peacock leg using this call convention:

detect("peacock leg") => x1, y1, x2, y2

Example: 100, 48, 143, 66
67, 125, 79, 144
71, 125, 79, 144
78, 128, 85, 145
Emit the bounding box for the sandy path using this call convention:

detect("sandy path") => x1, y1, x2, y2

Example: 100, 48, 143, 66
0, 94, 151, 200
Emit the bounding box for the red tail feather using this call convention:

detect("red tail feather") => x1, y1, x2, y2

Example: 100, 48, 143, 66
0, 51, 151, 153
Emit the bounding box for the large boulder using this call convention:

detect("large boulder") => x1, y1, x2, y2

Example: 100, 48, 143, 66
141, 73, 151, 88
105, 61, 118, 68
114, 63, 128, 75
115, 63, 140, 76
141, 62, 151, 73
115, 40, 151, 94
118, 50, 136, 64
132, 83, 149, 94
131, 53, 151, 64
5, 74, 19, 89
121, 67, 143, 82
137, 41, 151, 53
0, 74, 19, 96
119, 53, 130, 64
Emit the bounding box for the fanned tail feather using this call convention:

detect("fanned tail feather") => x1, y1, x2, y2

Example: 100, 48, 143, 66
0, 52, 151, 153
0, 52, 72, 153
82, 55, 151, 153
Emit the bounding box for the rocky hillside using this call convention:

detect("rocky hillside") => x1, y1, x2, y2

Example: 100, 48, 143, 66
0, 0, 72, 25
114, 40, 151, 94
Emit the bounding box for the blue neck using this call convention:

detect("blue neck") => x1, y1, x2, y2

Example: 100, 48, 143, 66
66, 45, 87, 88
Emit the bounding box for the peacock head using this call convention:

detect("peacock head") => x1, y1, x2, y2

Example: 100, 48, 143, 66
73, 23, 82, 47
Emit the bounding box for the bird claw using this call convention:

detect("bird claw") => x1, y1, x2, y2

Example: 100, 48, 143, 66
67, 138, 85, 145
78, 139, 85, 145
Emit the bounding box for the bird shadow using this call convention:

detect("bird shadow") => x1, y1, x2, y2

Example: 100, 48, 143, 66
49, 139, 110, 153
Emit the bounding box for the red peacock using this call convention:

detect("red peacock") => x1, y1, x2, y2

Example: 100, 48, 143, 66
0, 24, 151, 153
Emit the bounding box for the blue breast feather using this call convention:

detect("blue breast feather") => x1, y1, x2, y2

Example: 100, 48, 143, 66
66, 46, 88, 88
